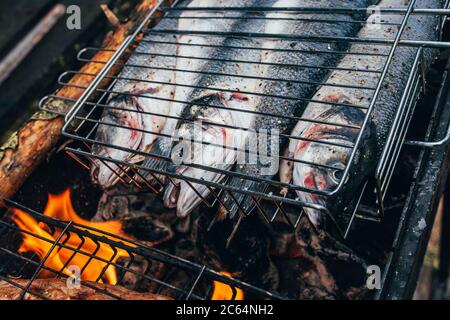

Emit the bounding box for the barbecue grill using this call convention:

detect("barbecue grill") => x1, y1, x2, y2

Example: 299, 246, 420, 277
37, 0, 450, 237
0, 0, 449, 300
0, 198, 281, 300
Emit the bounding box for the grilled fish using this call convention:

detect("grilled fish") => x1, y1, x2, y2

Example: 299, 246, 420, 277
280, 0, 441, 226
163, 2, 266, 217
220, 0, 370, 219
90, 0, 244, 188
140, 0, 262, 181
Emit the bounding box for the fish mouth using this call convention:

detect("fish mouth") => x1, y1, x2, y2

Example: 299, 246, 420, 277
90, 96, 146, 189
176, 180, 208, 218
162, 167, 203, 216
162, 98, 235, 215
162, 165, 187, 208
293, 129, 356, 228
296, 183, 327, 228
164, 182, 180, 209
90, 159, 123, 189
168, 165, 227, 217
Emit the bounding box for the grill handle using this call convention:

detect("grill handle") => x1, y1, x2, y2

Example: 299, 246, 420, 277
405, 120, 450, 148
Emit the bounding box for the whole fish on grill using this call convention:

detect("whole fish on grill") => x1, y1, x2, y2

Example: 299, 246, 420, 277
90, 0, 247, 189
163, 2, 267, 217
139, 0, 266, 183
220, 0, 371, 219
279, 0, 441, 227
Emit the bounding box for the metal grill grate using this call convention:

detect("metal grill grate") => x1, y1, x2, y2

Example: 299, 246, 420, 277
0, 199, 282, 300
39, 0, 450, 238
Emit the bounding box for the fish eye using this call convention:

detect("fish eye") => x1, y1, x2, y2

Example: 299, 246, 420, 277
330, 169, 349, 184
177, 147, 184, 159
333, 170, 343, 181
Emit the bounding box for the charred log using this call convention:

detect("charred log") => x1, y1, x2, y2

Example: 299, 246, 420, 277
93, 187, 175, 246
273, 217, 368, 299
0, 278, 171, 300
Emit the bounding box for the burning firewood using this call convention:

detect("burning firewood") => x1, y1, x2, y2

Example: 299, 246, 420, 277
272, 217, 369, 300
93, 185, 175, 245
7, 188, 175, 288
0, 0, 167, 206
0, 278, 171, 300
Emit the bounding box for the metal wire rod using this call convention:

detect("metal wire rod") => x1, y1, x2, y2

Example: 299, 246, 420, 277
61, 79, 370, 112
144, 29, 450, 48
63, 137, 340, 199
18, 221, 73, 300
42, 93, 362, 134
79, 50, 383, 74
64, 98, 356, 153
81, 41, 388, 59
159, 6, 450, 15
65, 146, 338, 203
136, 39, 390, 57
68, 112, 354, 167
324, 0, 419, 198
159, 14, 401, 26
77, 48, 382, 89
2, 199, 284, 299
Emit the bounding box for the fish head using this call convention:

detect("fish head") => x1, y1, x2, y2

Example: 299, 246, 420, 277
91, 94, 144, 189
164, 94, 236, 217
292, 106, 375, 227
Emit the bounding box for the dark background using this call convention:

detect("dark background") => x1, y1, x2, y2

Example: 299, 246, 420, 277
0, 0, 139, 143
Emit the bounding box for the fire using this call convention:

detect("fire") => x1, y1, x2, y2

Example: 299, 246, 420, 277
10, 189, 130, 284
211, 272, 244, 300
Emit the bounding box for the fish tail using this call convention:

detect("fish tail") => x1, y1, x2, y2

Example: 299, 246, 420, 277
220, 178, 267, 219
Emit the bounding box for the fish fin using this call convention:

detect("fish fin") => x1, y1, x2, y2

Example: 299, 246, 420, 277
137, 138, 176, 187
220, 178, 267, 219
141, 138, 172, 174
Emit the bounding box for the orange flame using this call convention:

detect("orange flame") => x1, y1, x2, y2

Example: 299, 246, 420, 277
211, 272, 244, 300
10, 189, 130, 284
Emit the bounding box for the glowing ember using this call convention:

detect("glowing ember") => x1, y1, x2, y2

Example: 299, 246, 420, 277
10, 189, 130, 284
211, 272, 244, 300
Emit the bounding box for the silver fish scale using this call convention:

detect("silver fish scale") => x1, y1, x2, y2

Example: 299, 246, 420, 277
176, 1, 268, 167
187, 1, 267, 104
160, 3, 271, 217
92, 0, 259, 188
112, 9, 180, 93
256, 3, 369, 146
281, 0, 443, 229
113, 0, 249, 95
221, 0, 370, 216
371, 0, 441, 155
139, 0, 264, 175
257, 0, 369, 167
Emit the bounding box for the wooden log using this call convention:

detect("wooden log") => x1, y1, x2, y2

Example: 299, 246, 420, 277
0, 4, 66, 86
0, 0, 53, 55
0, 0, 115, 123
0, 278, 172, 300
0, 0, 162, 205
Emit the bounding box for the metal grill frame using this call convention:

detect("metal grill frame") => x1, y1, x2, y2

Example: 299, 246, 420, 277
377, 55, 450, 299
0, 199, 283, 300
39, 0, 450, 238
